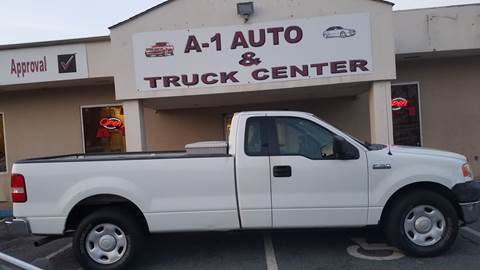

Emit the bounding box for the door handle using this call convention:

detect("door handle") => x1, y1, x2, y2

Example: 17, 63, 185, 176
273, 166, 292, 178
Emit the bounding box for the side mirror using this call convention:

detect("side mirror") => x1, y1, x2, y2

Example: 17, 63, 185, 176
333, 135, 359, 160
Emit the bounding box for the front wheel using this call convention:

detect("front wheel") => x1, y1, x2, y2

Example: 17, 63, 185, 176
73, 208, 144, 270
384, 190, 459, 257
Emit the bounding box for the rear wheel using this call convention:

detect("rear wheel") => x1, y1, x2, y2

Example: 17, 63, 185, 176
73, 208, 144, 270
384, 190, 459, 257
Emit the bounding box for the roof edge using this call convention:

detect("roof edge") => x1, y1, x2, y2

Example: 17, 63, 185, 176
109, 0, 176, 30
0, 36, 110, 51
109, 0, 394, 30
394, 3, 480, 12
374, 0, 395, 6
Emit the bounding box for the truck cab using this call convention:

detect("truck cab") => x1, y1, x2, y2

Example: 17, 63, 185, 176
231, 111, 370, 228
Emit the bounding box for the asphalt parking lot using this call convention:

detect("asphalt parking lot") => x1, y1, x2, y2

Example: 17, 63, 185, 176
1, 221, 480, 270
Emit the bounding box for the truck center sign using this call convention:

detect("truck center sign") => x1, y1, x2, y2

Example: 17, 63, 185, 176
0, 44, 88, 86
133, 13, 373, 91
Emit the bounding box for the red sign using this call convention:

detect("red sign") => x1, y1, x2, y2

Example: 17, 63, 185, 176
391, 98, 409, 111
99, 117, 123, 130
145, 42, 175, 57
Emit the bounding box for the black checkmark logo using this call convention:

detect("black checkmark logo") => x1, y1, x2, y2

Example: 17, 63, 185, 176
57, 54, 77, 73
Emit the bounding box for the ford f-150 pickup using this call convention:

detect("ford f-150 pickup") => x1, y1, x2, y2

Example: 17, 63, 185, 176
5, 111, 480, 270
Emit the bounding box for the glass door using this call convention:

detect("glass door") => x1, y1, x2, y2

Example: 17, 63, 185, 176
81, 105, 126, 153
391, 83, 422, 147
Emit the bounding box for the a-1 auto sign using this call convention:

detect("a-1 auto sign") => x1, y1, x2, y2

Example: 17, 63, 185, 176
133, 13, 373, 91
0, 44, 88, 86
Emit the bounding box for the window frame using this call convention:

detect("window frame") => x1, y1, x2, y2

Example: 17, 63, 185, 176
0, 112, 8, 174
391, 82, 424, 147
80, 104, 125, 154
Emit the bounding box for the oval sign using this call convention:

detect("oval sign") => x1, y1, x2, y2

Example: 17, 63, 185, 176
391, 98, 408, 111
99, 117, 123, 130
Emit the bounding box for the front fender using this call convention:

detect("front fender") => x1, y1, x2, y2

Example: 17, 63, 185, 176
368, 151, 464, 207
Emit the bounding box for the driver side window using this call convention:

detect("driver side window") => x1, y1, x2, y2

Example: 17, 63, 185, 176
272, 117, 335, 160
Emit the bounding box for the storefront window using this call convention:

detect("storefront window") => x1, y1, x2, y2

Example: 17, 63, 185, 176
0, 114, 6, 172
391, 84, 422, 147
82, 106, 126, 153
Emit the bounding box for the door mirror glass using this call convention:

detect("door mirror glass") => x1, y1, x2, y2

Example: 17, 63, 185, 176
333, 135, 359, 160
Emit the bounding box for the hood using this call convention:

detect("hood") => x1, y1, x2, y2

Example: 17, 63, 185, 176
389, 145, 467, 161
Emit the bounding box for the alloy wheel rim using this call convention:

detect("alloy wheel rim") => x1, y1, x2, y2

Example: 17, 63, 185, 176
403, 205, 446, 247
85, 223, 127, 264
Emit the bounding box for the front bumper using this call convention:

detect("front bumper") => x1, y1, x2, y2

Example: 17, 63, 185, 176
453, 181, 480, 224
2, 218, 31, 237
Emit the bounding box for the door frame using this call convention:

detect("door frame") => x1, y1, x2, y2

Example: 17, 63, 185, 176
0, 112, 8, 175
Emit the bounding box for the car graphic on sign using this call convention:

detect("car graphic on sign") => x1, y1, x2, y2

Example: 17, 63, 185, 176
145, 42, 175, 57
323, 26, 356, 38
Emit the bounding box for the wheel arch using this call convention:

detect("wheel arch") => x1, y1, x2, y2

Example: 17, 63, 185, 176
64, 194, 149, 234
379, 181, 463, 225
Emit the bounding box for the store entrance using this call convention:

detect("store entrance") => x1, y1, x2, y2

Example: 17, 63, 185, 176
81, 105, 126, 153
391, 84, 422, 147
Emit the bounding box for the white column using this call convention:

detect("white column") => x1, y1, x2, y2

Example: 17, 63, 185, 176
122, 100, 146, 152
369, 81, 394, 145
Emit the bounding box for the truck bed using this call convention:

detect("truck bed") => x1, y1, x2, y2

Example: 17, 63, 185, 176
13, 150, 239, 234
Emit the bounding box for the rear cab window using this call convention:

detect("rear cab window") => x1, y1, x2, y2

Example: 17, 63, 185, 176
244, 117, 269, 156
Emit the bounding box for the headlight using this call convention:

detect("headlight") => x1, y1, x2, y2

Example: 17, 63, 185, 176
462, 163, 473, 180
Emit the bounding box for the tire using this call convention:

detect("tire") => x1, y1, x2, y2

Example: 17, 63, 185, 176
340, 31, 346, 38
384, 190, 459, 257
73, 208, 145, 270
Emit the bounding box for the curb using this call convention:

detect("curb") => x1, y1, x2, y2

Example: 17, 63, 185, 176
461, 227, 480, 241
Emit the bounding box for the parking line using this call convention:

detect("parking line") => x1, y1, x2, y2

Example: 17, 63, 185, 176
462, 227, 480, 239
45, 243, 72, 260
263, 233, 279, 270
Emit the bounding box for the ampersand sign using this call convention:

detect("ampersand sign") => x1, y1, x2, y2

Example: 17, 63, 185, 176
239, 52, 262, 67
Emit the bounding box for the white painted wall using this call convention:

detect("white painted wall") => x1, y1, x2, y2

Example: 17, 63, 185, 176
369, 81, 394, 145
123, 100, 146, 151
86, 41, 113, 78
394, 4, 480, 54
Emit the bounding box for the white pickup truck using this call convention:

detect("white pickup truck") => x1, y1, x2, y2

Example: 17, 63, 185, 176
5, 111, 480, 270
